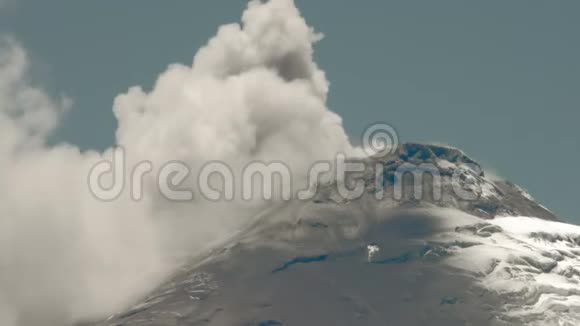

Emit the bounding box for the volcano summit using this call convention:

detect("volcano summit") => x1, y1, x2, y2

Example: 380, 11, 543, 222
89, 143, 578, 326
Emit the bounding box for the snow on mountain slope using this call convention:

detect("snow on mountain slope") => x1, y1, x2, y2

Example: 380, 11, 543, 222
88, 144, 577, 326
430, 211, 580, 325
91, 207, 580, 326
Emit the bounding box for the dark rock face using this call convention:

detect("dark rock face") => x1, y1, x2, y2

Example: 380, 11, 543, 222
395, 143, 480, 167
315, 143, 558, 221
88, 144, 568, 326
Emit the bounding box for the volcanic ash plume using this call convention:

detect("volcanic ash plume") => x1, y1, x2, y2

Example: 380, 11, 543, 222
0, 1, 353, 325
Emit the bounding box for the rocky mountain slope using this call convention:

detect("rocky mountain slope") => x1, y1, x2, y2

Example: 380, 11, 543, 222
88, 144, 576, 326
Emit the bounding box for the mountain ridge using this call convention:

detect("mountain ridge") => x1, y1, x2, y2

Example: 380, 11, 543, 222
87, 143, 573, 326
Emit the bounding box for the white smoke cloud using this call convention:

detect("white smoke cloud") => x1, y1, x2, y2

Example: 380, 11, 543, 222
0, 37, 68, 154
114, 0, 349, 176
0, 38, 167, 326
0, 1, 354, 325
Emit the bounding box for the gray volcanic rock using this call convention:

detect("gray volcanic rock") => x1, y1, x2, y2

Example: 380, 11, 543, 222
89, 205, 508, 326
88, 144, 574, 326
314, 143, 558, 221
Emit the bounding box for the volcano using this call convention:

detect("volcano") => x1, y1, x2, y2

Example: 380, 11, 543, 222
89, 144, 577, 326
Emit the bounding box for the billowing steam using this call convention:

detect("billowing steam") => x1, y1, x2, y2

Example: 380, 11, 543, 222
0, 1, 354, 325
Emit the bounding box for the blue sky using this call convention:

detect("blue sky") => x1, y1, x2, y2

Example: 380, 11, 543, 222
0, 0, 578, 220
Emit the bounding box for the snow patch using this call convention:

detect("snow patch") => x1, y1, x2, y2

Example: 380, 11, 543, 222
431, 212, 580, 325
